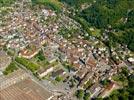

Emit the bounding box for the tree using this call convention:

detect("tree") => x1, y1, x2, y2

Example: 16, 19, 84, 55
0, 0, 16, 6
75, 89, 84, 99
84, 80, 92, 89
100, 79, 111, 86
83, 92, 90, 100
3, 62, 18, 75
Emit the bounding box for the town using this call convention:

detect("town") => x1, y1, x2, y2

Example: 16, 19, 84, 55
0, 0, 134, 100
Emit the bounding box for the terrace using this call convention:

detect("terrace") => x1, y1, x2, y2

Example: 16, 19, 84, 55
0, 78, 53, 100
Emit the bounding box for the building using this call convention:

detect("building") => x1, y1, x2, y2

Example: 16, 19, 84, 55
37, 66, 54, 78
100, 82, 120, 98
78, 71, 93, 88
52, 69, 66, 78
0, 39, 6, 47
128, 57, 134, 64
19, 47, 39, 59
76, 68, 88, 79
90, 83, 103, 98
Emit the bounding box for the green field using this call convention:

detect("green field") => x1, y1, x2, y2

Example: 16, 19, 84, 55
59, 0, 93, 7
34, 50, 49, 67
3, 61, 18, 75
0, 0, 16, 7
15, 57, 40, 72
32, 0, 63, 12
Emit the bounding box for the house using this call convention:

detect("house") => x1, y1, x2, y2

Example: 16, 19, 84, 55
78, 71, 93, 88
58, 51, 67, 62
43, 43, 59, 63
0, 39, 6, 47
128, 57, 134, 64
42, 9, 55, 17
90, 83, 103, 98
52, 69, 66, 78
44, 52, 57, 63
76, 68, 88, 79
86, 54, 97, 68
37, 66, 54, 78
19, 43, 40, 59
100, 82, 120, 98
97, 59, 111, 73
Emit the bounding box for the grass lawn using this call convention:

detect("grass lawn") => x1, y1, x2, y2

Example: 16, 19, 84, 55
34, 51, 49, 67
15, 57, 40, 72
90, 28, 101, 37
55, 75, 64, 82
32, 0, 63, 12
3, 61, 18, 75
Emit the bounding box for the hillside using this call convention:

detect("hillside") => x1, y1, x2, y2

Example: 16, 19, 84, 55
60, 0, 134, 51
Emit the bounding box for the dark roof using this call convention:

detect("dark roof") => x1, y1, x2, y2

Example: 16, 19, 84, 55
52, 69, 64, 77
37, 66, 52, 74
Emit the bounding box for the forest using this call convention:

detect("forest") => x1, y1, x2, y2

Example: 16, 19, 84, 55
0, 0, 16, 6
61, 0, 134, 51
100, 68, 134, 100
59, 0, 93, 7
